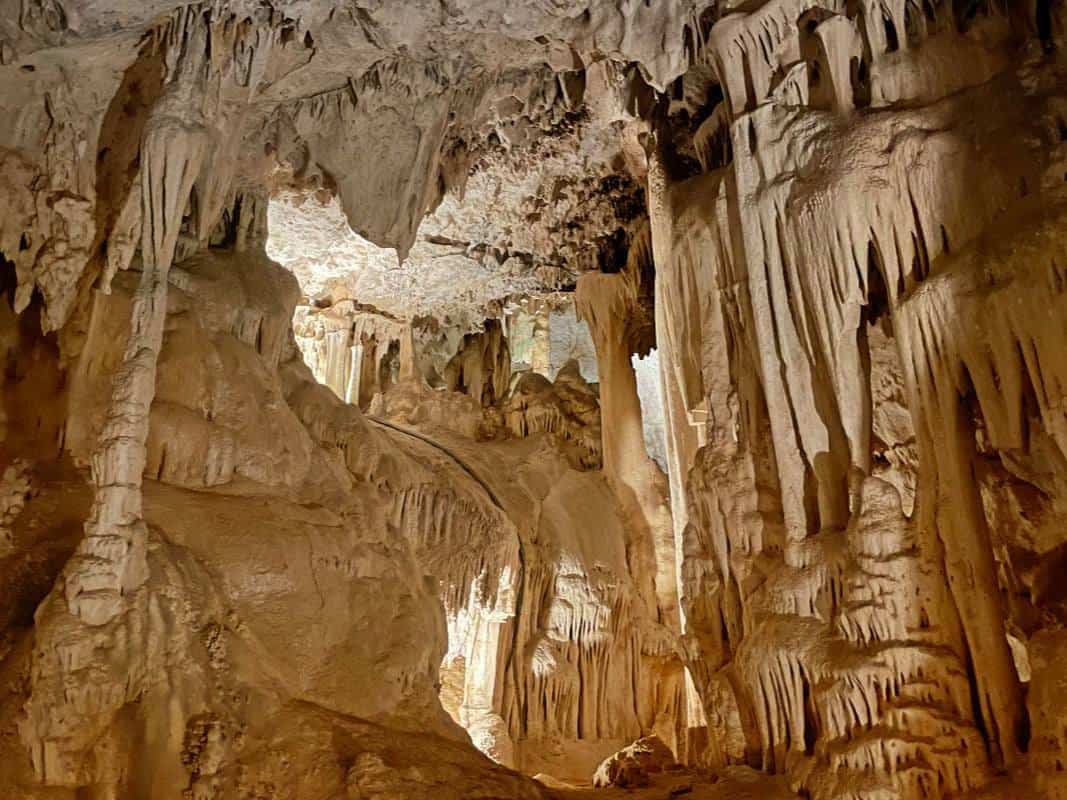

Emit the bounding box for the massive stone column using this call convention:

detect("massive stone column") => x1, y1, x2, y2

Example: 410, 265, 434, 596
577, 230, 678, 629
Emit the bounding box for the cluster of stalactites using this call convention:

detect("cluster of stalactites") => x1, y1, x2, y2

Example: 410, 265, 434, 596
705, 0, 1011, 119
649, 0, 1066, 791
503, 362, 604, 470
293, 303, 408, 409
391, 482, 517, 616
443, 320, 512, 408
503, 559, 678, 750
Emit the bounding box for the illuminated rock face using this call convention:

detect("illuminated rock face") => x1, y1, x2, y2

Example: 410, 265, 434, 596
1, 0, 1066, 798
651, 4, 1067, 798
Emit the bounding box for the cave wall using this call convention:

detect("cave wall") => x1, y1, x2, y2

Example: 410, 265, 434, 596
1, 238, 554, 798
0, 62, 678, 795
1, 225, 679, 795
652, 0, 1067, 796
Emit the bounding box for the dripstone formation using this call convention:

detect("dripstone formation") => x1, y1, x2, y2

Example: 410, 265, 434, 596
1, 1, 1065, 798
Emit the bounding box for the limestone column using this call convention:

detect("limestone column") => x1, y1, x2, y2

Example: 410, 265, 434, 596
530, 304, 551, 377
576, 244, 678, 629
24, 10, 210, 784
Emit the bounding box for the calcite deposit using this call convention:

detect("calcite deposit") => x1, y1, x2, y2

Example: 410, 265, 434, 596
1, 0, 1066, 798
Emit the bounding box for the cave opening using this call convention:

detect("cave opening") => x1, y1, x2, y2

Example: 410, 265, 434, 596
262, 167, 674, 779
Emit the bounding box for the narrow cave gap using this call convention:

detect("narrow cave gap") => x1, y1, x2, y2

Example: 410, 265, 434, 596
801, 672, 818, 755
852, 56, 872, 107
718, 602, 732, 657
214, 193, 244, 249
704, 81, 726, 114
1015, 342, 1044, 456
857, 241, 885, 483
699, 122, 732, 172
597, 228, 629, 273
907, 189, 932, 281
741, 47, 758, 111
1036, 0, 1055, 49
183, 185, 200, 235
156, 442, 168, 480
1, 251, 15, 306
803, 450, 824, 536
865, 241, 891, 323
959, 366, 988, 455
963, 627, 996, 758
682, 24, 697, 70
884, 13, 901, 51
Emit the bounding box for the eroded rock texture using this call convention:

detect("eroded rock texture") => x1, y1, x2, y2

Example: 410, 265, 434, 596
652, 4, 1067, 798
1, 0, 1066, 798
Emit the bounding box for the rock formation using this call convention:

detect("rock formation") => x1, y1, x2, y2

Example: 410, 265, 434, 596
1, 0, 1066, 798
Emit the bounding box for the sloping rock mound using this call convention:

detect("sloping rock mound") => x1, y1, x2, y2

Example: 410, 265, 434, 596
593, 736, 677, 788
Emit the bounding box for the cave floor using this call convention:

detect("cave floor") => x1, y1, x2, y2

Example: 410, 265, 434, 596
542, 767, 1035, 799
543, 767, 795, 799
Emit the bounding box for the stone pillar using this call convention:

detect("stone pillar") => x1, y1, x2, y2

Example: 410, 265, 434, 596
576, 244, 678, 630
